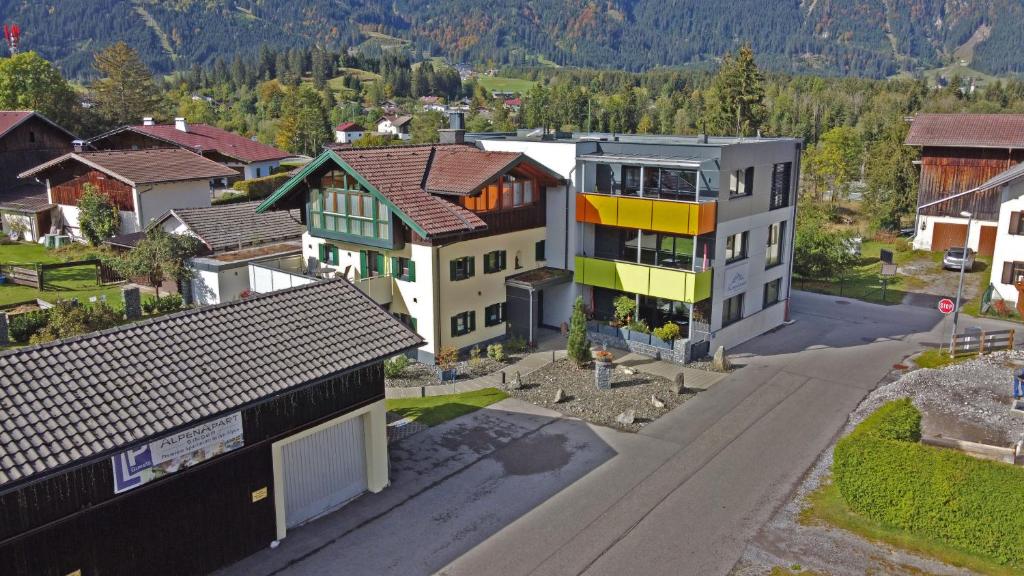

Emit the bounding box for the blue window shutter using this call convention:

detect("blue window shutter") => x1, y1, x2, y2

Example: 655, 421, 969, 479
408, 260, 416, 282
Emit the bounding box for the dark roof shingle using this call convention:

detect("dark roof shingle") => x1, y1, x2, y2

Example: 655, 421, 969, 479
159, 201, 305, 252
906, 114, 1024, 149
0, 279, 422, 488
20, 149, 238, 186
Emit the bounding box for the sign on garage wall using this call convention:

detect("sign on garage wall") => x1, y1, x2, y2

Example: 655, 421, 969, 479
111, 412, 245, 494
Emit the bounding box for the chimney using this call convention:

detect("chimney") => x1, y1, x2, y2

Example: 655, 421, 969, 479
438, 129, 465, 145
72, 139, 85, 153
142, 117, 155, 126
174, 117, 188, 132
448, 110, 465, 130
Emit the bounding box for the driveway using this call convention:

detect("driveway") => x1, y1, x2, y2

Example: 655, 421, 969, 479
219, 291, 971, 576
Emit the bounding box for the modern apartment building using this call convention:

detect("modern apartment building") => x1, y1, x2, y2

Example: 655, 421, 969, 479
255, 140, 566, 363
475, 132, 801, 359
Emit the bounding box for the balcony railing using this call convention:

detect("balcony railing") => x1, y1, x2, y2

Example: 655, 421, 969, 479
249, 255, 316, 294
574, 256, 712, 303
576, 193, 716, 235
354, 274, 395, 305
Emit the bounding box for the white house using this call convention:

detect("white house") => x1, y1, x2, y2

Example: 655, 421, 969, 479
19, 148, 236, 239
335, 122, 365, 144
989, 164, 1024, 307
375, 115, 412, 141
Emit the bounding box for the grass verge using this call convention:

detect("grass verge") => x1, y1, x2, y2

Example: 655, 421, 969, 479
801, 482, 1021, 576
913, 348, 977, 369
0, 242, 123, 307
386, 387, 508, 427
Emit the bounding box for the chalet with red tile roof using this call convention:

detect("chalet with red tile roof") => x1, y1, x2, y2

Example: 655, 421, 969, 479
255, 142, 565, 362
0, 111, 77, 241
20, 148, 236, 240
375, 115, 413, 141
87, 117, 290, 184
906, 113, 1024, 254
334, 121, 365, 145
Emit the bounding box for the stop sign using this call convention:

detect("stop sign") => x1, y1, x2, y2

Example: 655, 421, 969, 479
938, 298, 955, 314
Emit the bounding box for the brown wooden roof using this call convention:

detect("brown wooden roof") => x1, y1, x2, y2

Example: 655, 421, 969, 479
906, 114, 1024, 149
20, 149, 238, 187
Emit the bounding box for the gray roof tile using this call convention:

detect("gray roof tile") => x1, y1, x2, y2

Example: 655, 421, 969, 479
0, 279, 421, 489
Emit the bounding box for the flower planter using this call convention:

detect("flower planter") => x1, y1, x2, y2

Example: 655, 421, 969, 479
651, 335, 673, 350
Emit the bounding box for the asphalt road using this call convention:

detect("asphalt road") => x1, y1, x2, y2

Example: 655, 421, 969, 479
220, 291, 984, 576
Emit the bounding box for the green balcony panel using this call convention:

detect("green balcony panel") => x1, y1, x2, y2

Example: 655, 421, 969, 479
575, 256, 711, 303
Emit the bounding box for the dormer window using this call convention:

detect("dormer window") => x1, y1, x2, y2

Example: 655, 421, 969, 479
461, 174, 536, 213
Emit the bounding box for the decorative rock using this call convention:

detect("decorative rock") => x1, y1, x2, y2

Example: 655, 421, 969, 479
712, 345, 731, 372
122, 286, 141, 320
615, 409, 636, 425
672, 372, 686, 395
554, 388, 566, 403
618, 366, 636, 375
651, 395, 665, 409
510, 371, 523, 390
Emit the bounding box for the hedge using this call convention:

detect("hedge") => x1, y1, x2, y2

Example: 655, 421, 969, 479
834, 399, 1024, 567
8, 309, 50, 342
231, 173, 291, 199
211, 192, 251, 206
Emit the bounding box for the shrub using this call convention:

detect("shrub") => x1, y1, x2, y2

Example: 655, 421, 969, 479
143, 293, 185, 315
384, 355, 410, 378
8, 309, 50, 342
231, 173, 291, 199
505, 335, 527, 354
212, 192, 251, 206
992, 299, 1012, 318
652, 322, 681, 342
436, 345, 458, 371
76, 184, 120, 246
567, 295, 592, 367
834, 399, 1024, 568
892, 238, 913, 253
487, 343, 506, 362
28, 300, 122, 344
627, 318, 650, 334
613, 295, 636, 324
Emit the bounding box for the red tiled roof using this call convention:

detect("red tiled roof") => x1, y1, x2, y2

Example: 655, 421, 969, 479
425, 147, 521, 195
906, 114, 1024, 149
334, 145, 487, 236
336, 122, 364, 132
20, 149, 238, 186
0, 110, 76, 140
126, 123, 290, 163
504, 98, 522, 107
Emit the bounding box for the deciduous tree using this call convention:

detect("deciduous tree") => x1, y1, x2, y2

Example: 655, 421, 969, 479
0, 52, 81, 130
107, 228, 202, 297
76, 184, 120, 246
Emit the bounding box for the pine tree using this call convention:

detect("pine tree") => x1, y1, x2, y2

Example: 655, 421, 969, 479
705, 44, 767, 137
567, 296, 591, 367
90, 42, 163, 128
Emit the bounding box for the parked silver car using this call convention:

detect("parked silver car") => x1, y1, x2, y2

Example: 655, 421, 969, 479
942, 247, 976, 271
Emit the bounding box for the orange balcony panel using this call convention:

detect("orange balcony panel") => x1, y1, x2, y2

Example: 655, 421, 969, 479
576, 194, 618, 225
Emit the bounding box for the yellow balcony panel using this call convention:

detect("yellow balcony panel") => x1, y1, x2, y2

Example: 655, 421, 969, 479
615, 261, 650, 294
650, 200, 692, 234
648, 267, 690, 301
616, 197, 654, 229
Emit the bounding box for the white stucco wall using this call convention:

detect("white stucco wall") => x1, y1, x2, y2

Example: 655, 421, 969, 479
335, 130, 364, 144
242, 161, 280, 180
991, 181, 1024, 302
137, 180, 211, 229
58, 204, 139, 239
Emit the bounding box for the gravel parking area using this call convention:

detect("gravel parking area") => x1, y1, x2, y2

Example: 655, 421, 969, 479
507, 359, 696, 432
731, 351, 1024, 576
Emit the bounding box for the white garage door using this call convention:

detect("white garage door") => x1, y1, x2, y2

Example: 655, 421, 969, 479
281, 415, 368, 529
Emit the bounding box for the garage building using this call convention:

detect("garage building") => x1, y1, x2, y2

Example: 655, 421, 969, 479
0, 279, 421, 576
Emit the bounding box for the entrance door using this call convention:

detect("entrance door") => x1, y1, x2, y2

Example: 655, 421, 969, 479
931, 222, 968, 252
978, 225, 997, 256
280, 415, 367, 529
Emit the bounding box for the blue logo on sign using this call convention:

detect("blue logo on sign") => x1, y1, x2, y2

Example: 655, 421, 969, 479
112, 444, 153, 493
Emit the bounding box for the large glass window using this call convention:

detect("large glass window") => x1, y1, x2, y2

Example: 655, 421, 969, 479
770, 162, 792, 210
730, 167, 754, 197
725, 231, 748, 263
310, 170, 390, 241
722, 294, 744, 326
451, 311, 476, 336
639, 232, 694, 270
461, 176, 537, 212
765, 222, 784, 268
638, 295, 690, 332
622, 166, 641, 195
643, 168, 697, 200
594, 225, 640, 261
485, 302, 507, 326
764, 278, 782, 307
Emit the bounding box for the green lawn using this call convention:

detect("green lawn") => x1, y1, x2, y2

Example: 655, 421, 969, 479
476, 75, 537, 94
801, 482, 1020, 576
386, 388, 509, 427
794, 241, 916, 305
0, 242, 122, 308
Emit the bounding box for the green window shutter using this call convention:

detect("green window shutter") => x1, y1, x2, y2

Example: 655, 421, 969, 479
450, 259, 457, 281
451, 315, 459, 336
376, 253, 385, 275
500, 302, 506, 322
410, 317, 417, 331
391, 257, 399, 278
318, 244, 326, 262
408, 260, 416, 282
330, 245, 339, 265
536, 240, 545, 261
467, 256, 475, 277
469, 310, 476, 331
359, 250, 368, 277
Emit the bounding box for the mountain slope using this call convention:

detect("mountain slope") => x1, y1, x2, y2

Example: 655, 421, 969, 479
1, 0, 1022, 78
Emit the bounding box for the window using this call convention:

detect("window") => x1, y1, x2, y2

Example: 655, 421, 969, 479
485, 302, 507, 326
729, 167, 754, 197
450, 256, 475, 281
621, 166, 641, 195
318, 243, 339, 265
391, 257, 416, 282
535, 240, 546, 261
725, 231, 748, 263
765, 222, 784, 268
643, 168, 697, 200
639, 232, 695, 270
360, 250, 383, 277
256, 167, 262, 178
393, 313, 418, 332
764, 278, 782, 307
770, 162, 792, 209
461, 176, 537, 212
451, 310, 476, 336
309, 170, 390, 241
722, 294, 744, 326
28, 130, 35, 143
1001, 261, 1024, 285
1010, 212, 1024, 235
594, 225, 639, 262
483, 250, 507, 274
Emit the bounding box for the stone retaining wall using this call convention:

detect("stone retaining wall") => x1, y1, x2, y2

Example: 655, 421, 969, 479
588, 331, 690, 363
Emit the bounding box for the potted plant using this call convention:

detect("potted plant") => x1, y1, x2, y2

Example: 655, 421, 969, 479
652, 322, 681, 350
593, 349, 613, 363
612, 295, 636, 327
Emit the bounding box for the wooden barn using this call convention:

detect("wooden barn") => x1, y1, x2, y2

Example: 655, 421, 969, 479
0, 280, 421, 576
906, 113, 1024, 254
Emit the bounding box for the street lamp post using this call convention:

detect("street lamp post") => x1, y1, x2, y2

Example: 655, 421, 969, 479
950, 211, 973, 353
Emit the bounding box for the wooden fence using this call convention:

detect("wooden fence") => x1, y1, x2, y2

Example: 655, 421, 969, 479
1, 259, 123, 291
950, 329, 1015, 356
0, 264, 41, 289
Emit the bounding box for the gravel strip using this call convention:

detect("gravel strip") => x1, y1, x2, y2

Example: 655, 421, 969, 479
385, 356, 522, 388
508, 359, 695, 432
